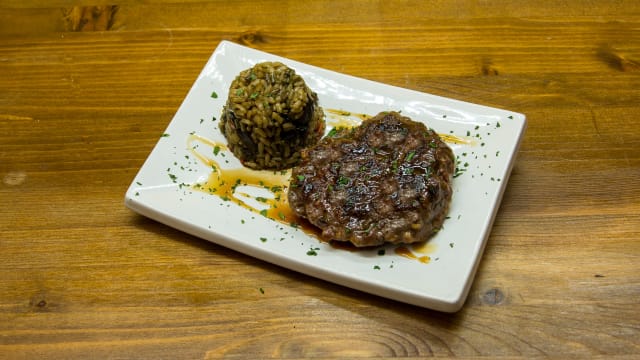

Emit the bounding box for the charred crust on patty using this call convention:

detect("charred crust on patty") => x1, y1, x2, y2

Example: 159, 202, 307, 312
288, 111, 455, 247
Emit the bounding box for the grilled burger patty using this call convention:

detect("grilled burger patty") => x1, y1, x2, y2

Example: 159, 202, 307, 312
288, 111, 455, 247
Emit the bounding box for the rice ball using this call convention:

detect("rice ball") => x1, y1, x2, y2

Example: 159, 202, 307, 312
219, 62, 325, 170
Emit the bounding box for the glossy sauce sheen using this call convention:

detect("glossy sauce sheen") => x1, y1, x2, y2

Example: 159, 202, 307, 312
326, 108, 371, 122
395, 246, 431, 263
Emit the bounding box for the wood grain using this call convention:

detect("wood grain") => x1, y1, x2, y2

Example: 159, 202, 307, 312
1, 1, 639, 358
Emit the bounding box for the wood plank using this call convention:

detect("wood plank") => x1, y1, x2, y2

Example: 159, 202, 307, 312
1, 1, 639, 358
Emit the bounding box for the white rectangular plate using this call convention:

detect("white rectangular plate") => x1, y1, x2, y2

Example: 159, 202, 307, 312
125, 40, 526, 312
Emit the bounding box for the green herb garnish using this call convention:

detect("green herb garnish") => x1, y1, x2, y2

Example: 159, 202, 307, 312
337, 175, 350, 186
391, 160, 399, 173
326, 127, 339, 137
405, 151, 416, 162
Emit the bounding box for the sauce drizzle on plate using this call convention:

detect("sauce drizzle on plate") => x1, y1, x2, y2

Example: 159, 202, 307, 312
187, 119, 447, 264
188, 134, 319, 236
395, 246, 431, 264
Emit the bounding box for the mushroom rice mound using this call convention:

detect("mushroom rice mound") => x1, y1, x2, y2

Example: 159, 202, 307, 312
219, 62, 325, 170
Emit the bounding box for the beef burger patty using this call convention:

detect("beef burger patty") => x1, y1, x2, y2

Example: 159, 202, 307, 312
288, 111, 455, 247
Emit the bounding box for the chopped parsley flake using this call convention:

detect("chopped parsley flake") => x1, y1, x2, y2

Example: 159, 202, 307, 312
453, 167, 466, 178
405, 151, 416, 162
211, 91, 218, 98
337, 175, 350, 186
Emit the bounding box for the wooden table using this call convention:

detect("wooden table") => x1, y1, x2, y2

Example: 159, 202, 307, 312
1, 1, 639, 358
